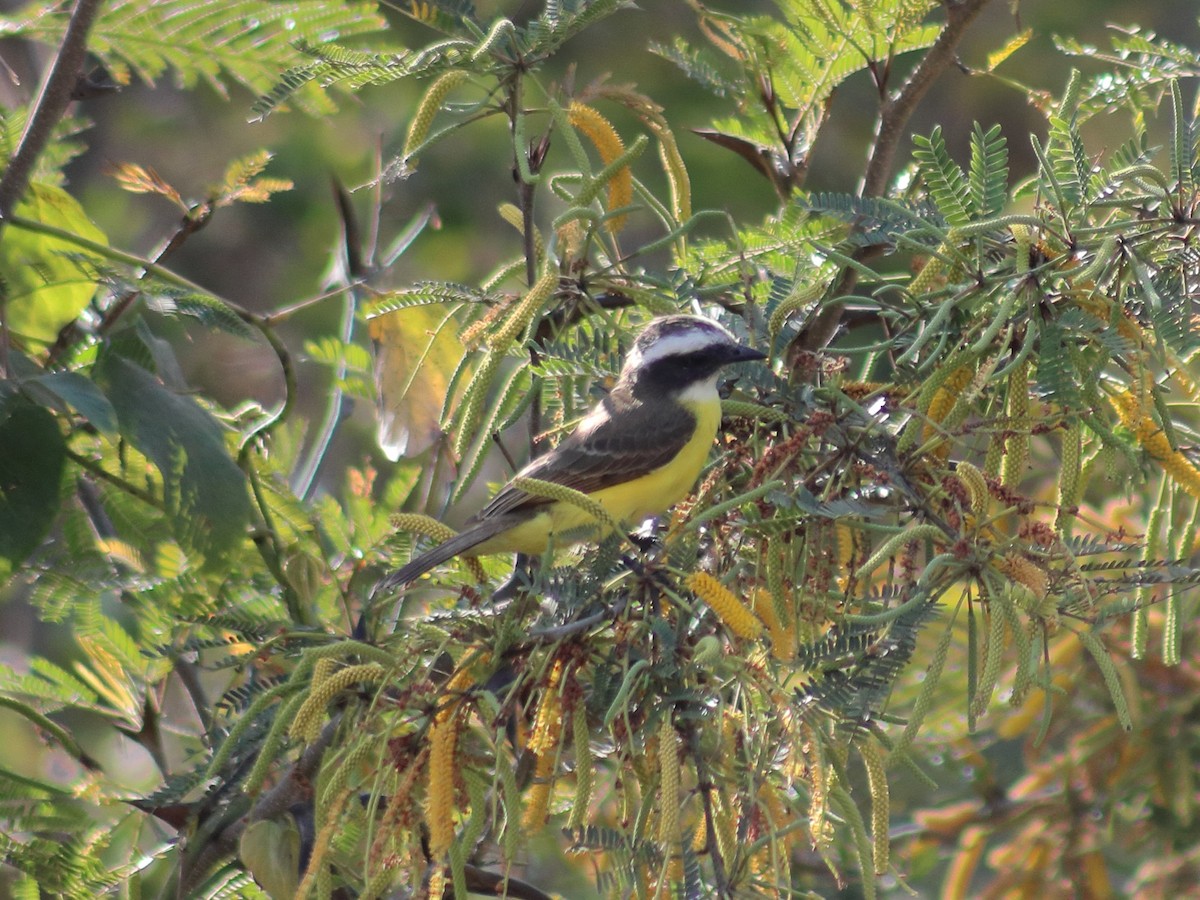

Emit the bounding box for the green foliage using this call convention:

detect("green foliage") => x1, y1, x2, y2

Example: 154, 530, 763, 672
5, 0, 388, 109
0, 183, 107, 344
94, 350, 251, 566
0, 400, 64, 574
4, 1, 1200, 898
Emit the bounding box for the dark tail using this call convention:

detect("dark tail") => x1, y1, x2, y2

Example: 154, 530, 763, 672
372, 516, 516, 598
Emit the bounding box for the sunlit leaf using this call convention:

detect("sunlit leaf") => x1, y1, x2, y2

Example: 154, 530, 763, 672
95, 353, 250, 566
370, 304, 463, 460
0, 183, 107, 345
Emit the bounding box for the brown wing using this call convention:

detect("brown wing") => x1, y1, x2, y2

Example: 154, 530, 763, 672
470, 392, 697, 523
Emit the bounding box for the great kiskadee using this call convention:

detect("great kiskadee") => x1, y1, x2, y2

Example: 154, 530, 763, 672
378, 315, 766, 590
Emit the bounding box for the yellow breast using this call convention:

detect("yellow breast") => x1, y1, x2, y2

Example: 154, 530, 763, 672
476, 396, 722, 556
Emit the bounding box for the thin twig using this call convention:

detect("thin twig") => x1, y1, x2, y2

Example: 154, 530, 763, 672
65, 448, 163, 509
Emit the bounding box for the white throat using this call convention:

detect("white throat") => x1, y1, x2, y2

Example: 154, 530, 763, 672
675, 374, 721, 405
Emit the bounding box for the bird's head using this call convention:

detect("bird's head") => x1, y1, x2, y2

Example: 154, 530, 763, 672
621, 315, 767, 396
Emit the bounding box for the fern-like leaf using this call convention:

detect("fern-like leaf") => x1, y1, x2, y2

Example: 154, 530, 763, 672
968, 122, 1008, 219
10, 1, 387, 114
912, 127, 971, 226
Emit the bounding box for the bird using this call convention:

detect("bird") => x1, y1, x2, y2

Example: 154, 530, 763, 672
376, 314, 767, 591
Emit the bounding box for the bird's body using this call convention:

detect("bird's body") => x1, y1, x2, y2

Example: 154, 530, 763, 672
378, 315, 765, 590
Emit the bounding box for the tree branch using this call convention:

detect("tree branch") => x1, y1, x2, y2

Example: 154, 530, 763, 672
861, 0, 994, 198
0, 0, 104, 220
180, 713, 342, 895
796, 0, 995, 354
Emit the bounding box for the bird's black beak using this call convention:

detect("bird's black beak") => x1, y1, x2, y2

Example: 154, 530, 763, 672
725, 343, 768, 363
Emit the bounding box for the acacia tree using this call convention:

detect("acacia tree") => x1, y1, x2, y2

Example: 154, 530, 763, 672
2, 1, 1200, 897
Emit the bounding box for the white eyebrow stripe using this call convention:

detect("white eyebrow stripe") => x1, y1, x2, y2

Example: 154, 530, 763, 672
626, 325, 733, 370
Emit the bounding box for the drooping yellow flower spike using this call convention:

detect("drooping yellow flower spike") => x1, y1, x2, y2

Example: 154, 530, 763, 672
1112, 388, 1200, 499
686, 572, 764, 640
424, 652, 490, 860
567, 101, 634, 233
522, 658, 565, 832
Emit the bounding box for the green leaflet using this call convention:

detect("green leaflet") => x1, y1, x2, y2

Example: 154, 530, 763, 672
0, 399, 66, 573
0, 183, 106, 345
94, 352, 250, 567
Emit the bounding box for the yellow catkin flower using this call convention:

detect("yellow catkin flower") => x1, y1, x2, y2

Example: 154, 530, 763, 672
1075, 291, 1141, 346
522, 660, 565, 832
425, 706, 461, 859
567, 101, 634, 233
391, 512, 457, 544
767, 281, 824, 339
906, 247, 948, 296
427, 868, 447, 900
655, 126, 691, 224
719, 399, 791, 424
368, 753, 423, 866
970, 590, 1008, 719
510, 475, 621, 535
294, 787, 351, 900
424, 647, 491, 857
996, 553, 1049, 601
983, 428, 1005, 478
691, 806, 708, 853
1002, 359, 1031, 487
954, 460, 990, 517
404, 69, 469, 161
841, 380, 888, 400
710, 789, 739, 872
685, 572, 764, 640
489, 268, 558, 349
521, 754, 555, 833
923, 364, 973, 459
657, 719, 682, 882
452, 347, 505, 458
751, 589, 793, 662
751, 781, 792, 885
834, 522, 857, 591
528, 660, 564, 755
289, 664, 388, 744
1112, 389, 1200, 499
802, 720, 833, 852
567, 707, 593, 831
859, 738, 890, 875
1056, 418, 1082, 533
